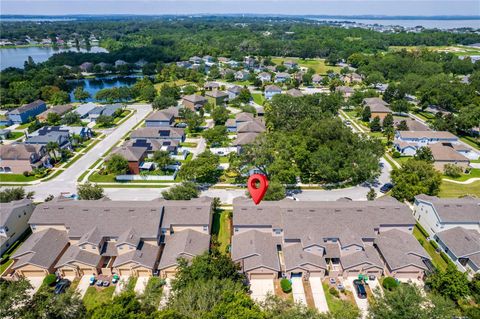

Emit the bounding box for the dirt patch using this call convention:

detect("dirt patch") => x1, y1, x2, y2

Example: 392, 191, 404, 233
274, 279, 293, 301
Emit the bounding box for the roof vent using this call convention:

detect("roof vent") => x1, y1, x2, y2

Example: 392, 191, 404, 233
241, 208, 247, 211
356, 209, 363, 212
335, 209, 341, 212
287, 209, 293, 212
181, 207, 187, 210
309, 209, 315, 212
104, 209, 110, 212
129, 209, 135, 212
82, 209, 89, 212
444, 205, 450, 207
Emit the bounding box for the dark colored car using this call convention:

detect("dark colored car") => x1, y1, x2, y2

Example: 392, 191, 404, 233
54, 279, 71, 294
380, 183, 394, 193
353, 279, 367, 299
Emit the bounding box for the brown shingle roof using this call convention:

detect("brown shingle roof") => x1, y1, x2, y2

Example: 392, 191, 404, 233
0, 143, 42, 160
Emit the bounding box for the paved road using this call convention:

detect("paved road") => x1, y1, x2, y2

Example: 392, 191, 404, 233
21, 105, 152, 201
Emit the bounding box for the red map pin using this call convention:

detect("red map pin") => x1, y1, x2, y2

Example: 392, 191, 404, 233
247, 174, 269, 205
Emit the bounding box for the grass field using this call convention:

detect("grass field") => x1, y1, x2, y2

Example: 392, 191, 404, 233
389, 45, 480, 56
212, 210, 232, 254
154, 79, 188, 91
6, 131, 24, 140
0, 173, 38, 183
439, 180, 480, 198
252, 93, 265, 105
412, 225, 448, 271
460, 136, 480, 151
83, 286, 115, 311
271, 57, 342, 74
443, 168, 480, 182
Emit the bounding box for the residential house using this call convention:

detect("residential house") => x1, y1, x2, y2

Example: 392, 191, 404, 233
34, 126, 92, 141
226, 112, 255, 132
393, 117, 430, 132
435, 227, 480, 275
275, 72, 291, 83
202, 55, 214, 63
413, 195, 479, 274
395, 131, 459, 147
258, 72, 272, 83
130, 127, 185, 142
73, 102, 97, 119
125, 139, 180, 156
182, 94, 208, 111
227, 86, 243, 100
363, 98, 391, 120
189, 56, 202, 64
176, 61, 192, 69
0, 129, 11, 140
335, 86, 354, 98
87, 104, 123, 121
145, 110, 175, 127
312, 74, 323, 85
264, 85, 282, 100
233, 119, 266, 150
286, 88, 303, 97
425, 105, 451, 116
283, 60, 298, 69
204, 82, 220, 91
37, 105, 74, 122
79, 62, 94, 72
244, 56, 257, 68
115, 60, 127, 67
343, 73, 362, 84
7, 100, 47, 124
428, 143, 470, 171
205, 90, 228, 106
235, 70, 250, 81
0, 199, 35, 255
109, 146, 147, 174
231, 197, 430, 281
0, 144, 49, 174
25, 131, 71, 150
5, 197, 213, 279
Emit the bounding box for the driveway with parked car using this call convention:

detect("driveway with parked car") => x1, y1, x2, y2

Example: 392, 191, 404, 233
345, 277, 369, 318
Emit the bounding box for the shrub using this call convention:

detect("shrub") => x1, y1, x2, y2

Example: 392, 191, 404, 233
430, 240, 439, 249
392, 151, 401, 158
418, 238, 424, 246
382, 277, 399, 291
329, 286, 340, 297
23, 171, 30, 177
280, 278, 292, 293
416, 224, 429, 238
43, 274, 57, 287
443, 164, 462, 178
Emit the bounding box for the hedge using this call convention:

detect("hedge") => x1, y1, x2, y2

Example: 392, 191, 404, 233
43, 274, 57, 287
280, 278, 292, 293
416, 224, 430, 238
382, 277, 399, 291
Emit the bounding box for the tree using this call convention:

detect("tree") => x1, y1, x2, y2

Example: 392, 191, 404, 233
161, 182, 199, 200
202, 125, 229, 146
426, 264, 471, 302
61, 112, 81, 125
261, 295, 332, 319
382, 113, 394, 130
96, 114, 114, 127
153, 95, 177, 110
77, 182, 104, 200
0, 187, 33, 203
391, 159, 442, 201
182, 108, 204, 132
396, 120, 409, 131
368, 283, 456, 319
211, 106, 230, 125
105, 154, 129, 175
443, 163, 463, 178
153, 150, 174, 170
46, 141, 60, 161
46, 112, 61, 125
370, 117, 381, 132
22, 286, 86, 319
73, 86, 91, 102
133, 77, 157, 102
237, 88, 252, 104
0, 278, 32, 319
50, 91, 70, 105
182, 85, 197, 96
263, 181, 286, 201
367, 188, 376, 200
178, 151, 220, 183
361, 106, 371, 122
365, 71, 385, 88
390, 99, 410, 113
414, 146, 434, 163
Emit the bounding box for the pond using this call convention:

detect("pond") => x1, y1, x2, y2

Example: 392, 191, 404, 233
68, 75, 142, 102
0, 46, 108, 70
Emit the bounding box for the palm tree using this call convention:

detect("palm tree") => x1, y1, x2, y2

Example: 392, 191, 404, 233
46, 141, 60, 162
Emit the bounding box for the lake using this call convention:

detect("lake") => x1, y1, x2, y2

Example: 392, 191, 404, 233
318, 18, 480, 29
69, 76, 141, 102
0, 46, 108, 70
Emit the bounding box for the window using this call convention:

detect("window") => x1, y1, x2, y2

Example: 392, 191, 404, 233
119, 246, 123, 250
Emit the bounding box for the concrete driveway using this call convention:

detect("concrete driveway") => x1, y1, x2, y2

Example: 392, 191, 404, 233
77, 275, 91, 298
249, 279, 274, 302
345, 277, 369, 319
291, 276, 307, 305
27, 276, 45, 295
309, 277, 329, 313
368, 277, 382, 296
159, 278, 171, 309
134, 276, 149, 294
114, 276, 129, 295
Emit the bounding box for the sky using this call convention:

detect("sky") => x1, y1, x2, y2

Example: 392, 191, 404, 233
1, 0, 479, 16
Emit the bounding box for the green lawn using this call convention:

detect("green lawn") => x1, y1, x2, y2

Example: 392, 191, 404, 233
412, 225, 448, 271
459, 136, 480, 151
252, 93, 265, 105
6, 132, 24, 140
15, 122, 33, 130
439, 180, 480, 198
389, 45, 480, 57
0, 174, 38, 183
322, 282, 357, 313
179, 142, 198, 148
212, 210, 232, 254
89, 172, 117, 183
219, 156, 230, 164
271, 57, 342, 74
83, 286, 115, 311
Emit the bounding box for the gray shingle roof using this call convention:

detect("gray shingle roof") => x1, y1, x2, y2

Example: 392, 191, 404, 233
234, 133, 260, 146
183, 94, 207, 103
341, 245, 383, 270
0, 144, 43, 160
157, 229, 210, 270
0, 199, 34, 226
9, 100, 45, 115
55, 245, 102, 268
231, 230, 281, 272
397, 131, 457, 140
436, 227, 480, 263
414, 195, 480, 223
161, 197, 213, 229
284, 243, 326, 272
117, 227, 141, 247
113, 242, 161, 269
375, 229, 430, 271
12, 228, 68, 270
146, 110, 175, 122
130, 127, 185, 140
237, 120, 266, 134
109, 146, 146, 162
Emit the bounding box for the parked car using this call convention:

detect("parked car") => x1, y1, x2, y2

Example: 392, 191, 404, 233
89, 276, 96, 285
102, 280, 110, 287
380, 183, 394, 193
96, 280, 103, 287
353, 279, 367, 299
54, 279, 71, 294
